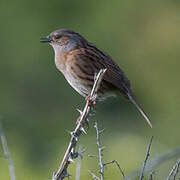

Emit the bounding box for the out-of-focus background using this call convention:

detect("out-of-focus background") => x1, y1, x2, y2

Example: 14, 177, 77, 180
0, 0, 180, 179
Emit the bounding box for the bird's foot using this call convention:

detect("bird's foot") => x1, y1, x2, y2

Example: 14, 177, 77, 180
85, 94, 97, 107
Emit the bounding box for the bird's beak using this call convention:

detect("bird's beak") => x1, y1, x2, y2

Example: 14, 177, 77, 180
40, 36, 52, 43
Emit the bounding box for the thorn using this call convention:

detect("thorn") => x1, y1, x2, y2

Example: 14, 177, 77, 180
77, 109, 82, 115
100, 146, 106, 151
80, 147, 87, 154
99, 129, 105, 134
88, 154, 98, 158
66, 130, 74, 135
68, 157, 74, 163
52, 172, 56, 180
71, 147, 75, 154
74, 135, 78, 142
80, 127, 87, 134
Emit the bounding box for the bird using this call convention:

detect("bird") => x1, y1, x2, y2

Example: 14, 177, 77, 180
40, 29, 152, 128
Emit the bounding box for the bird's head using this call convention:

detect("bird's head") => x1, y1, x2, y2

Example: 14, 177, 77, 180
41, 29, 87, 53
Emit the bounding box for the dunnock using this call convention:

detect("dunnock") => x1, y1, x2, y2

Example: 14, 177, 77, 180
41, 29, 152, 128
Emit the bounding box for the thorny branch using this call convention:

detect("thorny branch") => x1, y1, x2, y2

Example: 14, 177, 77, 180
166, 158, 180, 180
139, 136, 153, 180
125, 148, 180, 180
89, 122, 125, 180
52, 69, 107, 180
94, 122, 105, 180
0, 120, 16, 180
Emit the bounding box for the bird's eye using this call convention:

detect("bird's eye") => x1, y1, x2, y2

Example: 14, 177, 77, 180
54, 34, 62, 39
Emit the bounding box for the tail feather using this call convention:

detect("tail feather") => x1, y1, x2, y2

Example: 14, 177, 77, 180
127, 94, 152, 128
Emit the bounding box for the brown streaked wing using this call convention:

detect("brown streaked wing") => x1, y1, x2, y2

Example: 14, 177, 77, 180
73, 46, 132, 97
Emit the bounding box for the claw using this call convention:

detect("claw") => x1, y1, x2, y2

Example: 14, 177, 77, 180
80, 126, 87, 134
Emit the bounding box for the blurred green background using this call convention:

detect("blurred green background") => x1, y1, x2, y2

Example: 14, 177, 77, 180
0, 0, 180, 179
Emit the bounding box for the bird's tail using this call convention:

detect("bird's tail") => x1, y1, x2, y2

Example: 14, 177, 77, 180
127, 93, 152, 128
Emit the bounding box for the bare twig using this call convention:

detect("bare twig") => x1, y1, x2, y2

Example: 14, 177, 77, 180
88, 170, 100, 180
52, 69, 107, 180
104, 160, 125, 178
94, 122, 105, 180
166, 158, 180, 180
0, 120, 16, 180
125, 148, 180, 180
90, 122, 125, 180
139, 136, 153, 180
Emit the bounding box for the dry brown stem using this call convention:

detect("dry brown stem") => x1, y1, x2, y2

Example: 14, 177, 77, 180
52, 69, 107, 180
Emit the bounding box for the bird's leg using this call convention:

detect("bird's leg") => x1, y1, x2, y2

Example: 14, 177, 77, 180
85, 94, 97, 106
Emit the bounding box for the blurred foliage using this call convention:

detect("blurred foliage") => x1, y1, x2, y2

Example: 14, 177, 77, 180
0, 0, 180, 179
